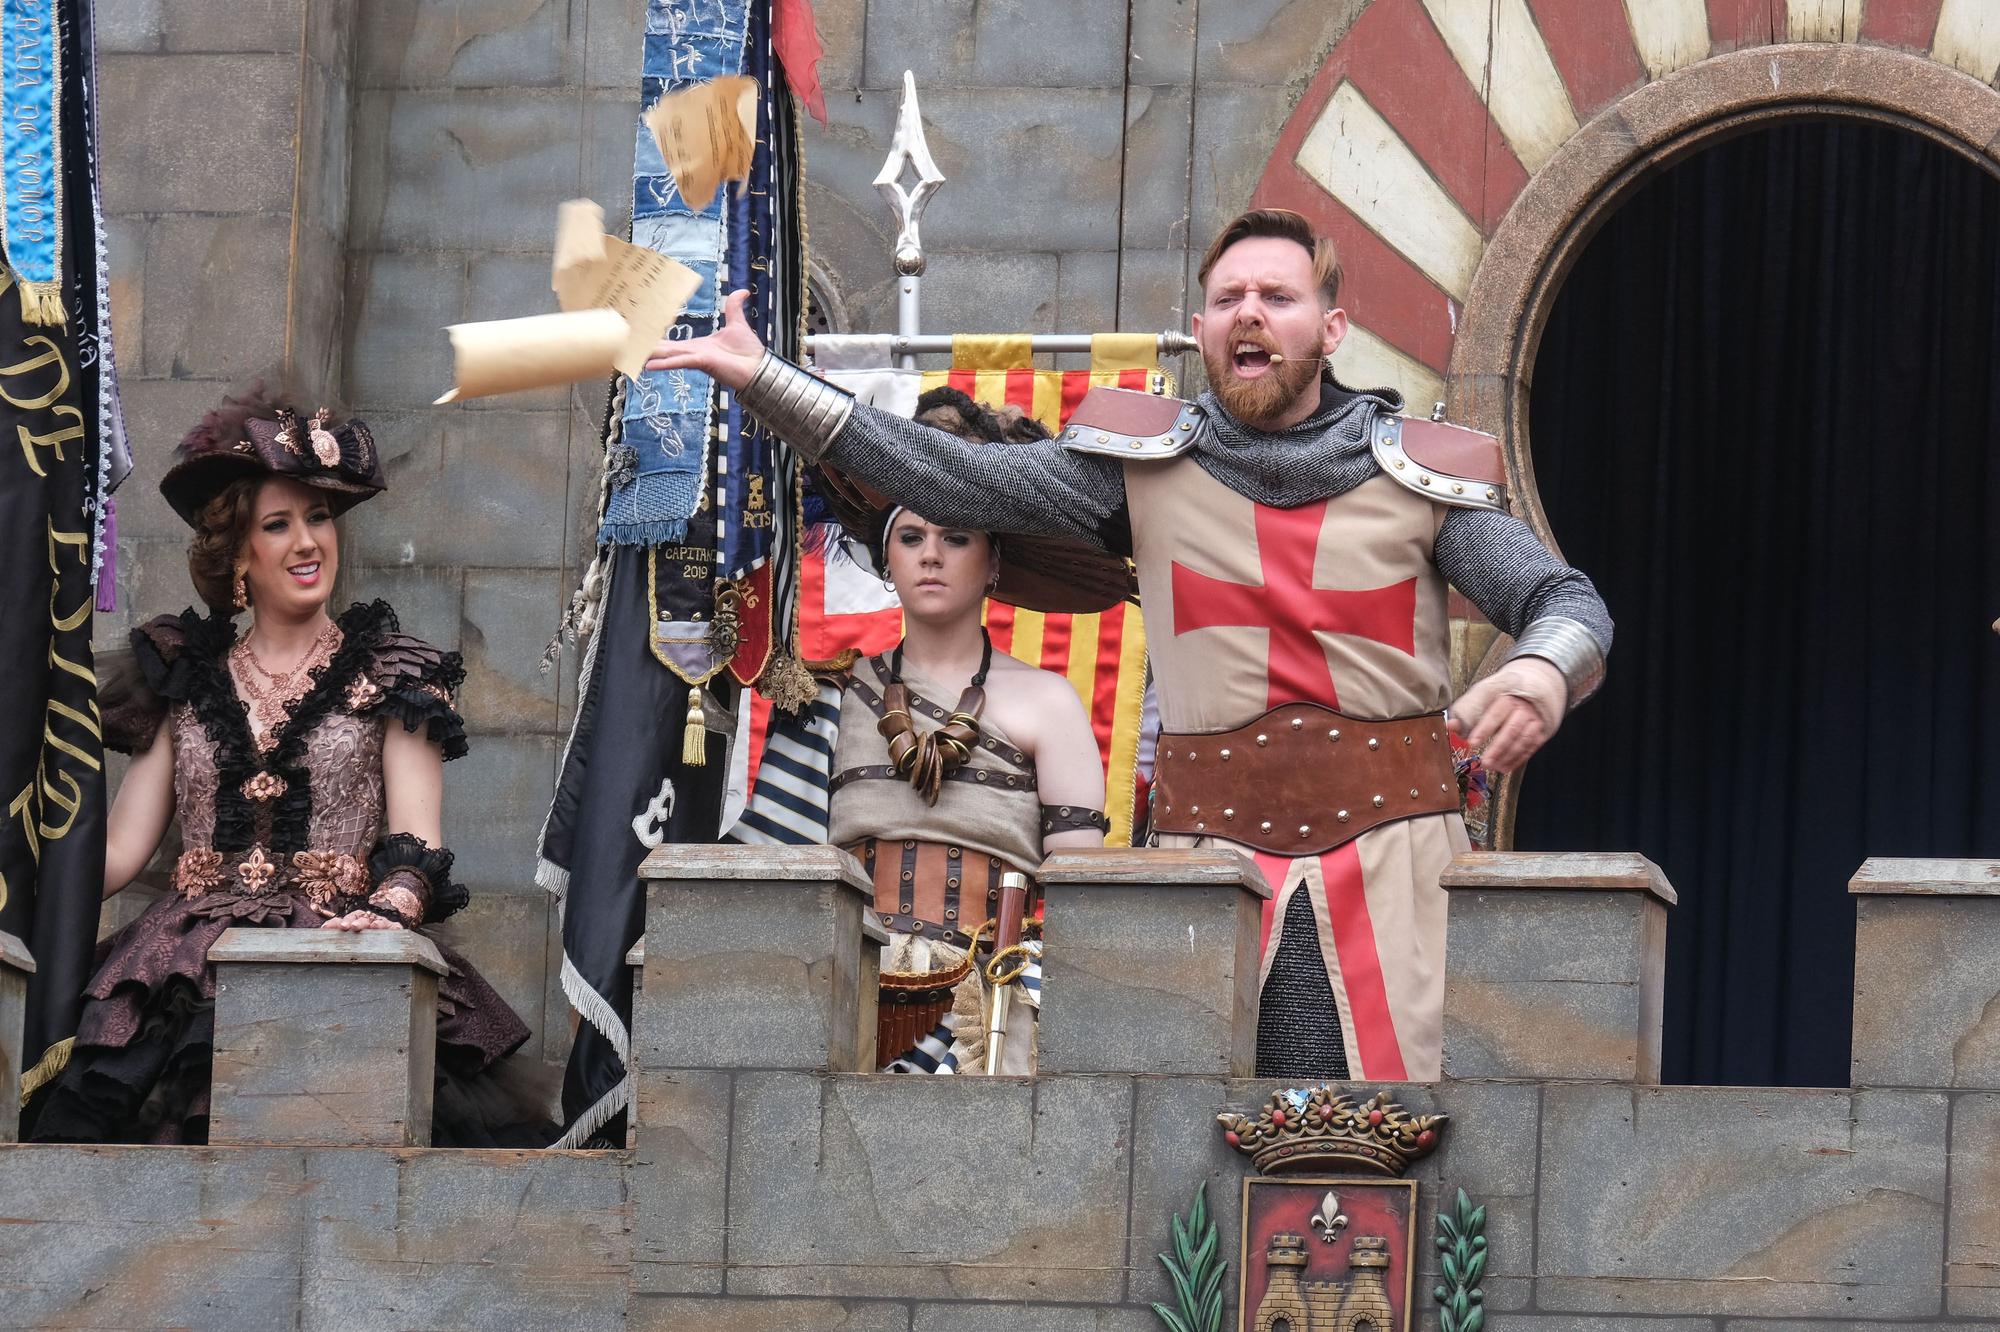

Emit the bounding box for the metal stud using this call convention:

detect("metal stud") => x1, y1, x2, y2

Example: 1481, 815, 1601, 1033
1190, 805, 1201, 816
1337, 810, 1350, 823
1255, 734, 1268, 747
1129, 440, 1143, 450
1223, 808, 1236, 820
1298, 825, 1310, 838
1367, 738, 1380, 751
1179, 421, 1193, 431
1260, 820, 1273, 834
1220, 748, 1232, 760
1195, 821, 1206, 831
1453, 483, 1465, 494
1290, 717, 1304, 731
1419, 474, 1433, 486
1328, 729, 1341, 741
1442, 784, 1452, 794
1410, 788, 1420, 800
1403, 735, 1413, 745
1096, 433, 1110, 444
1394, 459, 1406, 470
1372, 795, 1385, 809
1486, 488, 1499, 501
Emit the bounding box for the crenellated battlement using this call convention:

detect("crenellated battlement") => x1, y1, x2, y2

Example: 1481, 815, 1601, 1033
2, 850, 1997, 1328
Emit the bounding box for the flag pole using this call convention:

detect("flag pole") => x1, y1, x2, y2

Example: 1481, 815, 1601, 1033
873, 71, 945, 371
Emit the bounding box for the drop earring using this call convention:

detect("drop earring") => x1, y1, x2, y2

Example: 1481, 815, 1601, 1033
232, 567, 249, 611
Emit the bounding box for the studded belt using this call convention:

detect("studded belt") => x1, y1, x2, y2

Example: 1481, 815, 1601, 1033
1151, 704, 1458, 855
844, 837, 1036, 951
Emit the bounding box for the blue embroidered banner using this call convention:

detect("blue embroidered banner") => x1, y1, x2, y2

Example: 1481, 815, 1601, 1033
599, 0, 753, 546
0, 0, 63, 324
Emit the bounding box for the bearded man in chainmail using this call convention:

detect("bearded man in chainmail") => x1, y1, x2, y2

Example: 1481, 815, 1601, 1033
648, 207, 1611, 1082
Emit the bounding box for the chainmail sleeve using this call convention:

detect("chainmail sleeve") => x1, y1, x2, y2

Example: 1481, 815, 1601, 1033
1433, 507, 1615, 653
822, 404, 1132, 553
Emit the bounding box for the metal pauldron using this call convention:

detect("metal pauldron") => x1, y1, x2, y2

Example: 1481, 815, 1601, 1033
1505, 616, 1607, 706
738, 353, 855, 459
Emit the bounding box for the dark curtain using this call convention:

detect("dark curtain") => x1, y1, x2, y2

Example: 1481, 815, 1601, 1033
1520, 120, 2000, 1088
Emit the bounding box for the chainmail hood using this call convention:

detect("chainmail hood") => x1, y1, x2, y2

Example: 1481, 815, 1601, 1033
1191, 376, 1404, 508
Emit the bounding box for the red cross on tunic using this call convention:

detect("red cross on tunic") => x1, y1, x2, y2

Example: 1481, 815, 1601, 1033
1170, 499, 1417, 709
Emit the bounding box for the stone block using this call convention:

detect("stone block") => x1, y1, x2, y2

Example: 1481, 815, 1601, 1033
0, 931, 33, 1142
99, 53, 300, 214
98, 0, 164, 53
1403, 1080, 1541, 1306
138, 214, 293, 379
1506, 1321, 1718, 1331
856, 909, 888, 1073
349, 90, 584, 253
725, 1072, 1133, 1301
1850, 859, 2000, 1089
460, 568, 564, 734
1949, 1092, 2000, 1314
632, 1069, 732, 1294
343, 250, 466, 410
162, 0, 305, 53
208, 927, 446, 1146
912, 1306, 1161, 1331
584, 0, 649, 89
338, 563, 465, 651
0, 1145, 308, 1329
1128, 0, 1197, 87
634, 845, 875, 1072
1038, 849, 1269, 1077
1116, 248, 1194, 351
1441, 852, 1674, 1083
631, 1296, 913, 1331
1055, 251, 1119, 350
1121, 84, 1194, 248
582, 92, 644, 231
350, 411, 573, 569
1535, 1085, 1947, 1318
111, 378, 242, 539
439, 734, 558, 893
287, 222, 348, 398
299, 1146, 630, 1330
1193, 0, 1367, 86
862, 0, 1130, 89
1127, 1077, 1243, 1318
1189, 83, 1300, 242
357, 0, 571, 90
800, 0, 865, 91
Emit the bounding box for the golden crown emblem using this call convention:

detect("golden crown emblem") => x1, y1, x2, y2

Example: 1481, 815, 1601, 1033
1216, 1087, 1447, 1177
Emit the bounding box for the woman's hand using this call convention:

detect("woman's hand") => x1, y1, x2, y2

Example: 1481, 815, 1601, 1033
643, 288, 767, 389
320, 909, 404, 932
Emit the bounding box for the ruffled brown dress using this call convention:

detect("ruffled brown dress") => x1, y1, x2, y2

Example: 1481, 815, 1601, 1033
29, 601, 550, 1146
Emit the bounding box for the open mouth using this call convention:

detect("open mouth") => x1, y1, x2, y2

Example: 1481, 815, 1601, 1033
1231, 340, 1275, 375
288, 562, 321, 583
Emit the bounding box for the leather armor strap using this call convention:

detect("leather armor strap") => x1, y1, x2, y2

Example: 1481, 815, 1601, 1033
830, 764, 1037, 795
845, 837, 1035, 951
1151, 704, 1459, 854
1040, 804, 1109, 835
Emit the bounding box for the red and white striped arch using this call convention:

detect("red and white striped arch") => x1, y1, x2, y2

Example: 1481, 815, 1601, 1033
1254, 0, 2000, 409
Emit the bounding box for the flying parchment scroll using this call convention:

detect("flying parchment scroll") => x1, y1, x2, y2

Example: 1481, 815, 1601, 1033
644, 75, 759, 211
435, 199, 701, 404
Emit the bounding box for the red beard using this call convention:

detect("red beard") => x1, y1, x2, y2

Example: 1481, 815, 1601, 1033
1202, 327, 1321, 428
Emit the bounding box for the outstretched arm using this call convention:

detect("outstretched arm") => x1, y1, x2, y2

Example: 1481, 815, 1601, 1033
647, 291, 1132, 552
1435, 507, 1613, 773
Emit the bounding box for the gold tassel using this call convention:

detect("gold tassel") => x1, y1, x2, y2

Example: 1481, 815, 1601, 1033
17, 280, 67, 327
682, 686, 708, 766
758, 650, 820, 714
19, 1036, 74, 1104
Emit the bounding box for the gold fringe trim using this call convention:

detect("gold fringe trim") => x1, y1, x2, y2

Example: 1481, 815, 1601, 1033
681, 689, 708, 765
16, 280, 66, 326
20, 1036, 73, 1104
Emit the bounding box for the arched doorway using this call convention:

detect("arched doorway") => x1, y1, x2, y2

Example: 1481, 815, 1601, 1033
1514, 117, 2000, 1087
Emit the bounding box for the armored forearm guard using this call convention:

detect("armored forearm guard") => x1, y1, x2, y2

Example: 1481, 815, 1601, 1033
1505, 616, 1607, 707
738, 352, 855, 459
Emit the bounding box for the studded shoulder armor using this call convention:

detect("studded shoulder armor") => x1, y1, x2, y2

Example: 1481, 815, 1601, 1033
1056, 385, 1204, 460
1370, 414, 1509, 512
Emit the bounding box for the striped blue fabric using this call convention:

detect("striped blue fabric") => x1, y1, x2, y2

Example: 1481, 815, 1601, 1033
730, 678, 841, 846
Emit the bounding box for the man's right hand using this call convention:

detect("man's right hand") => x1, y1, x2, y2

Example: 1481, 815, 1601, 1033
645, 287, 767, 390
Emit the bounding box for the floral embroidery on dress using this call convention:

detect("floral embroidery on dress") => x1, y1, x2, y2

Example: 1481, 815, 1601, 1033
172, 848, 225, 897
236, 845, 277, 894
241, 770, 287, 803
292, 850, 366, 909
345, 675, 382, 710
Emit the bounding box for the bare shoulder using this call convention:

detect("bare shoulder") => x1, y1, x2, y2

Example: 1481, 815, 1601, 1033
988, 652, 1085, 708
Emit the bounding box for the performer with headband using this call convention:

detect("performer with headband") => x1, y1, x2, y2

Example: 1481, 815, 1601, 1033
737, 388, 1110, 1073
660, 208, 1613, 1083
29, 387, 554, 1145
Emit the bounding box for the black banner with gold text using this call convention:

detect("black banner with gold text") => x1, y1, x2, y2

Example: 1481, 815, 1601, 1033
0, 268, 105, 1099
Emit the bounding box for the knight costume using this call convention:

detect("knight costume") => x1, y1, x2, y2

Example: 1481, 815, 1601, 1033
734, 355, 1611, 1081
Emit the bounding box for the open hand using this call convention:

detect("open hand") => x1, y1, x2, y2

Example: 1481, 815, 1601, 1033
1446, 656, 1568, 774
643, 288, 767, 389
320, 909, 405, 932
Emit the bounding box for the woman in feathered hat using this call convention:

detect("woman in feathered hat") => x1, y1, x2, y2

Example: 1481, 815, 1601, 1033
27, 385, 553, 1145
740, 387, 1118, 1074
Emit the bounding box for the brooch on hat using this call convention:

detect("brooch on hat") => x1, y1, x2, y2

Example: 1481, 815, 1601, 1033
273, 407, 342, 468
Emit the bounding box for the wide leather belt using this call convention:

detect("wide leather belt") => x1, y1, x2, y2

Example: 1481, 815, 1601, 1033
1151, 704, 1458, 855
844, 837, 1034, 951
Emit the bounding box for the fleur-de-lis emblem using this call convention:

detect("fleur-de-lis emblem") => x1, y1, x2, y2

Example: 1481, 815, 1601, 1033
1310, 1190, 1348, 1244
236, 845, 277, 894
